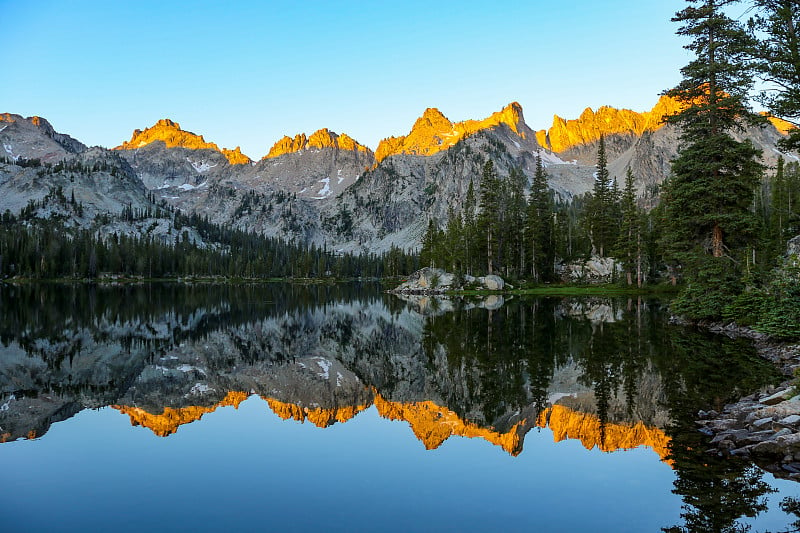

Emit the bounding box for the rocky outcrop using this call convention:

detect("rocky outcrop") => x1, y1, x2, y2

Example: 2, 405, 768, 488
390, 268, 507, 294
697, 381, 800, 479
375, 102, 530, 162
693, 295, 800, 479
115, 118, 252, 165
537, 97, 793, 207
265, 128, 372, 159
788, 235, 800, 258
558, 256, 623, 284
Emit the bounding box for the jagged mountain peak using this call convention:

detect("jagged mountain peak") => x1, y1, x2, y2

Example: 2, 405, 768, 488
264, 128, 372, 159
0, 112, 86, 161
1, 113, 55, 132
416, 107, 452, 127
536, 95, 683, 153
114, 118, 252, 165
375, 102, 530, 163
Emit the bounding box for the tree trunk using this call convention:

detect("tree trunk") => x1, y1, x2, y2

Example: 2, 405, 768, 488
487, 228, 493, 275
712, 223, 724, 257
636, 229, 642, 288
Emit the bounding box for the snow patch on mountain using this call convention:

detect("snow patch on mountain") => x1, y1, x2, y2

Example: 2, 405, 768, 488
178, 182, 208, 191
314, 177, 331, 199
315, 358, 332, 379
188, 159, 217, 173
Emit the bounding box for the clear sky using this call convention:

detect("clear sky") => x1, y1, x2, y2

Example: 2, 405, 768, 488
2, 1, 697, 158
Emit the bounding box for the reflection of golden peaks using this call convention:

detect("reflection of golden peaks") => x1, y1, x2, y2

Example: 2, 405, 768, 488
373, 393, 524, 455
110, 389, 669, 462
537, 404, 671, 464
265, 398, 369, 428
375, 102, 526, 163
112, 391, 249, 437
114, 118, 252, 165
264, 128, 372, 159
536, 95, 683, 153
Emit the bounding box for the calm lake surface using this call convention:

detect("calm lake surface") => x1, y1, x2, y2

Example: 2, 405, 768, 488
2, 282, 800, 532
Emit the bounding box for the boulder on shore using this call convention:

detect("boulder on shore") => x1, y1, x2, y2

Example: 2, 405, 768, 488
558, 256, 622, 284
390, 268, 507, 294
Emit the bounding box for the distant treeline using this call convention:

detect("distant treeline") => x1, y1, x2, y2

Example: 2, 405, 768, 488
0, 212, 417, 280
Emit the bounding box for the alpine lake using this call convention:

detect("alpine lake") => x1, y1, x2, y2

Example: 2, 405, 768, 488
2, 282, 800, 532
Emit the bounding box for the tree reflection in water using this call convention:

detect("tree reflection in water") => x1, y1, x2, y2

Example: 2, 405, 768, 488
0, 284, 795, 530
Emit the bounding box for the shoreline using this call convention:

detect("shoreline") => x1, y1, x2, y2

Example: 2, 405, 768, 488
687, 319, 800, 480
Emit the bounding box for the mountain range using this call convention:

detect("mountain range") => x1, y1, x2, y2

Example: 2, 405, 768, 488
0, 98, 793, 252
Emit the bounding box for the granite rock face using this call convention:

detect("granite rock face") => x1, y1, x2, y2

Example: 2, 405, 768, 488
558, 256, 623, 284
389, 268, 508, 294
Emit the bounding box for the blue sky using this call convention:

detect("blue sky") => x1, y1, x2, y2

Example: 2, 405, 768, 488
2, 1, 693, 158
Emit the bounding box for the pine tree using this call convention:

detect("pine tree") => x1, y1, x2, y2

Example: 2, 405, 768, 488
586, 135, 618, 258
506, 167, 527, 278
750, 0, 800, 149
477, 160, 501, 275
662, 0, 764, 319
616, 168, 644, 287
463, 179, 477, 275
525, 154, 555, 282
444, 206, 464, 273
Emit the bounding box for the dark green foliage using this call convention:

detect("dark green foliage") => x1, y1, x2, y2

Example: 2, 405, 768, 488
662, 0, 764, 319
419, 218, 443, 268
749, 0, 800, 149
424, 154, 667, 284
505, 167, 528, 278
769, 159, 800, 244
584, 136, 620, 258
753, 260, 800, 339
554, 195, 594, 263
0, 215, 418, 280
525, 154, 555, 281
476, 160, 502, 275
616, 168, 646, 286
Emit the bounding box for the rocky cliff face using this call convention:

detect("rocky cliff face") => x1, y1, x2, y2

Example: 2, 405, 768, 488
0, 114, 86, 163
255, 128, 375, 202
320, 103, 572, 252
537, 97, 793, 201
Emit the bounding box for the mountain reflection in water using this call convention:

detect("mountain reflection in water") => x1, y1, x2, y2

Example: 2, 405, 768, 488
0, 283, 796, 532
